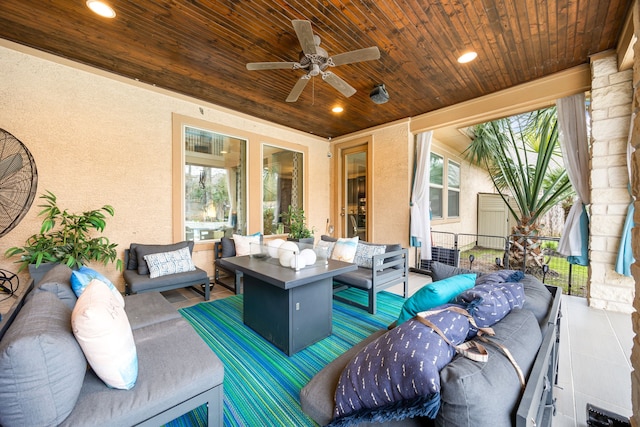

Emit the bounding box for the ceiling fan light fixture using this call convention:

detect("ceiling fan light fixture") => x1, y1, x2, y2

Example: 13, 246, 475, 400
86, 0, 116, 18
309, 63, 321, 76
457, 51, 477, 63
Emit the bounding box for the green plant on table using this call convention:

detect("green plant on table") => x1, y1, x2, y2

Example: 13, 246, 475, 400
280, 205, 314, 239
5, 190, 123, 272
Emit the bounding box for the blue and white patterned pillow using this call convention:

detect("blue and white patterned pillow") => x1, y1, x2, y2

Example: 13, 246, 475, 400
144, 246, 196, 278
353, 242, 386, 269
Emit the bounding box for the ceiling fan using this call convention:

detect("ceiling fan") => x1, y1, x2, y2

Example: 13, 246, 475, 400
246, 19, 381, 102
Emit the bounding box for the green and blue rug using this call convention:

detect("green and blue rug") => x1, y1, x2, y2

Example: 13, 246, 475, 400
165, 289, 404, 427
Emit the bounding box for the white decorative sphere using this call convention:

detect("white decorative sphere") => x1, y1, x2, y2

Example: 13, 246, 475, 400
290, 255, 306, 269
267, 238, 285, 258
300, 248, 317, 265
278, 241, 299, 267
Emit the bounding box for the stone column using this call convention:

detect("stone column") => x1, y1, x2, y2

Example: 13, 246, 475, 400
589, 52, 635, 312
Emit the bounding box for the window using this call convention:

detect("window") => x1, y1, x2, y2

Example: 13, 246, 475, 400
262, 145, 304, 235
429, 153, 460, 220
183, 125, 247, 241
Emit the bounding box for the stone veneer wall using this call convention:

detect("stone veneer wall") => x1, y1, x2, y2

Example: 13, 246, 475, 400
631, 3, 640, 425
589, 52, 635, 313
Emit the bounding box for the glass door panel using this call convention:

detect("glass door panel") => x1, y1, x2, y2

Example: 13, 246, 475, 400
343, 149, 367, 240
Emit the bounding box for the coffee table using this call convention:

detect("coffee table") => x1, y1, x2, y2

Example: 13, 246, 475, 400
221, 255, 357, 356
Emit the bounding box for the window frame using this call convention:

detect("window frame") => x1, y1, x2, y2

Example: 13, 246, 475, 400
429, 151, 461, 223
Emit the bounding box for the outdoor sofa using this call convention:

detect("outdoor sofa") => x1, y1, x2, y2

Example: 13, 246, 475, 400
0, 264, 223, 426
301, 261, 562, 427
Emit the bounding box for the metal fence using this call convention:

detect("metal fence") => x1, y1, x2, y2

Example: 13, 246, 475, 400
415, 231, 587, 297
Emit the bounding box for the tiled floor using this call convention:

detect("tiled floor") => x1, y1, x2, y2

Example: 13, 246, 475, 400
165, 272, 634, 426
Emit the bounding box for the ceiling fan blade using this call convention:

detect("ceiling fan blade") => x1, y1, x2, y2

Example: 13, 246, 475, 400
246, 62, 298, 71
330, 46, 381, 66
322, 72, 357, 98
286, 76, 311, 102
292, 20, 317, 55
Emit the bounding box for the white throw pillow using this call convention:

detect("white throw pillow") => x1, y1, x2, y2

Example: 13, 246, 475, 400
143, 246, 196, 278
71, 279, 138, 390
233, 233, 261, 256
330, 236, 359, 263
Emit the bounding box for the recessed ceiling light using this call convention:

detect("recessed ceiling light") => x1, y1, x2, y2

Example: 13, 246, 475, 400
332, 106, 344, 113
457, 51, 478, 64
86, 0, 116, 18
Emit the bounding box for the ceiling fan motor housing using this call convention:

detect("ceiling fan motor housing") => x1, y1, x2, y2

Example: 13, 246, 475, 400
370, 84, 389, 104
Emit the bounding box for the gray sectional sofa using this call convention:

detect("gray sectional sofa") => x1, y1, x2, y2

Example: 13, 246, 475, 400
0, 264, 224, 426
301, 262, 562, 427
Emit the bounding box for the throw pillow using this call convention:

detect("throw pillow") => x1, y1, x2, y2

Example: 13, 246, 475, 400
330, 236, 359, 263
332, 308, 471, 426
143, 246, 196, 278
71, 279, 138, 390
395, 273, 476, 325
453, 281, 525, 328
0, 291, 86, 427
220, 236, 236, 258
134, 241, 194, 275
316, 239, 336, 259
70, 266, 124, 307
232, 233, 262, 256
353, 242, 386, 269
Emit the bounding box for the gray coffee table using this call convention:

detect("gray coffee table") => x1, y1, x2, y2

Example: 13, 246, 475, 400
221, 255, 357, 356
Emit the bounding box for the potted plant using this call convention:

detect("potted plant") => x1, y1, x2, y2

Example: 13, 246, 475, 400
5, 190, 123, 282
280, 205, 315, 246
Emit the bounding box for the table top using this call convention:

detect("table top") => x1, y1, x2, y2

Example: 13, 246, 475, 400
222, 255, 357, 290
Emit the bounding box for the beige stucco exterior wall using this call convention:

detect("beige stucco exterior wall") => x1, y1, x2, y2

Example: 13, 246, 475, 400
590, 52, 636, 312
0, 41, 329, 291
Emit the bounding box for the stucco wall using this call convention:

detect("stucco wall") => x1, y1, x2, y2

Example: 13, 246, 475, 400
0, 41, 329, 290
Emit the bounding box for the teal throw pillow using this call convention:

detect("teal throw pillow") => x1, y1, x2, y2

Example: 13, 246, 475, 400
396, 273, 476, 325
70, 266, 124, 307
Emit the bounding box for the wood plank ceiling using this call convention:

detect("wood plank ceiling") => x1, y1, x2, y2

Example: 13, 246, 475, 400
0, 0, 631, 139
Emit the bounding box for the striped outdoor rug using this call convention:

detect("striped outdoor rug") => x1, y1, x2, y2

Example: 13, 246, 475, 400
165, 288, 405, 427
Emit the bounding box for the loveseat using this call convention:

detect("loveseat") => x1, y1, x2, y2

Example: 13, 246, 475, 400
123, 241, 211, 300
319, 235, 409, 314
300, 262, 561, 427
0, 264, 224, 426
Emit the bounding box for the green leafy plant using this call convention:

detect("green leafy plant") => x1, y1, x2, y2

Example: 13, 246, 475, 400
5, 190, 123, 272
280, 205, 314, 240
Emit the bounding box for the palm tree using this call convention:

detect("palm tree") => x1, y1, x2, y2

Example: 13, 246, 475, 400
464, 107, 574, 268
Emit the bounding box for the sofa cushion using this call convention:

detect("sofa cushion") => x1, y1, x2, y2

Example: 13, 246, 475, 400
395, 274, 476, 325
331, 236, 359, 263
144, 246, 196, 278
316, 239, 336, 259
0, 291, 86, 427
124, 267, 208, 294
437, 309, 542, 427
60, 317, 224, 426
30, 263, 77, 310
220, 236, 236, 258
430, 261, 477, 281
354, 242, 386, 269
72, 279, 138, 390
520, 274, 554, 328
124, 292, 182, 330
70, 266, 125, 307
333, 267, 374, 289
134, 241, 194, 275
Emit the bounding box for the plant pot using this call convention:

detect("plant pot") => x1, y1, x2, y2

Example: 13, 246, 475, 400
28, 262, 60, 286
